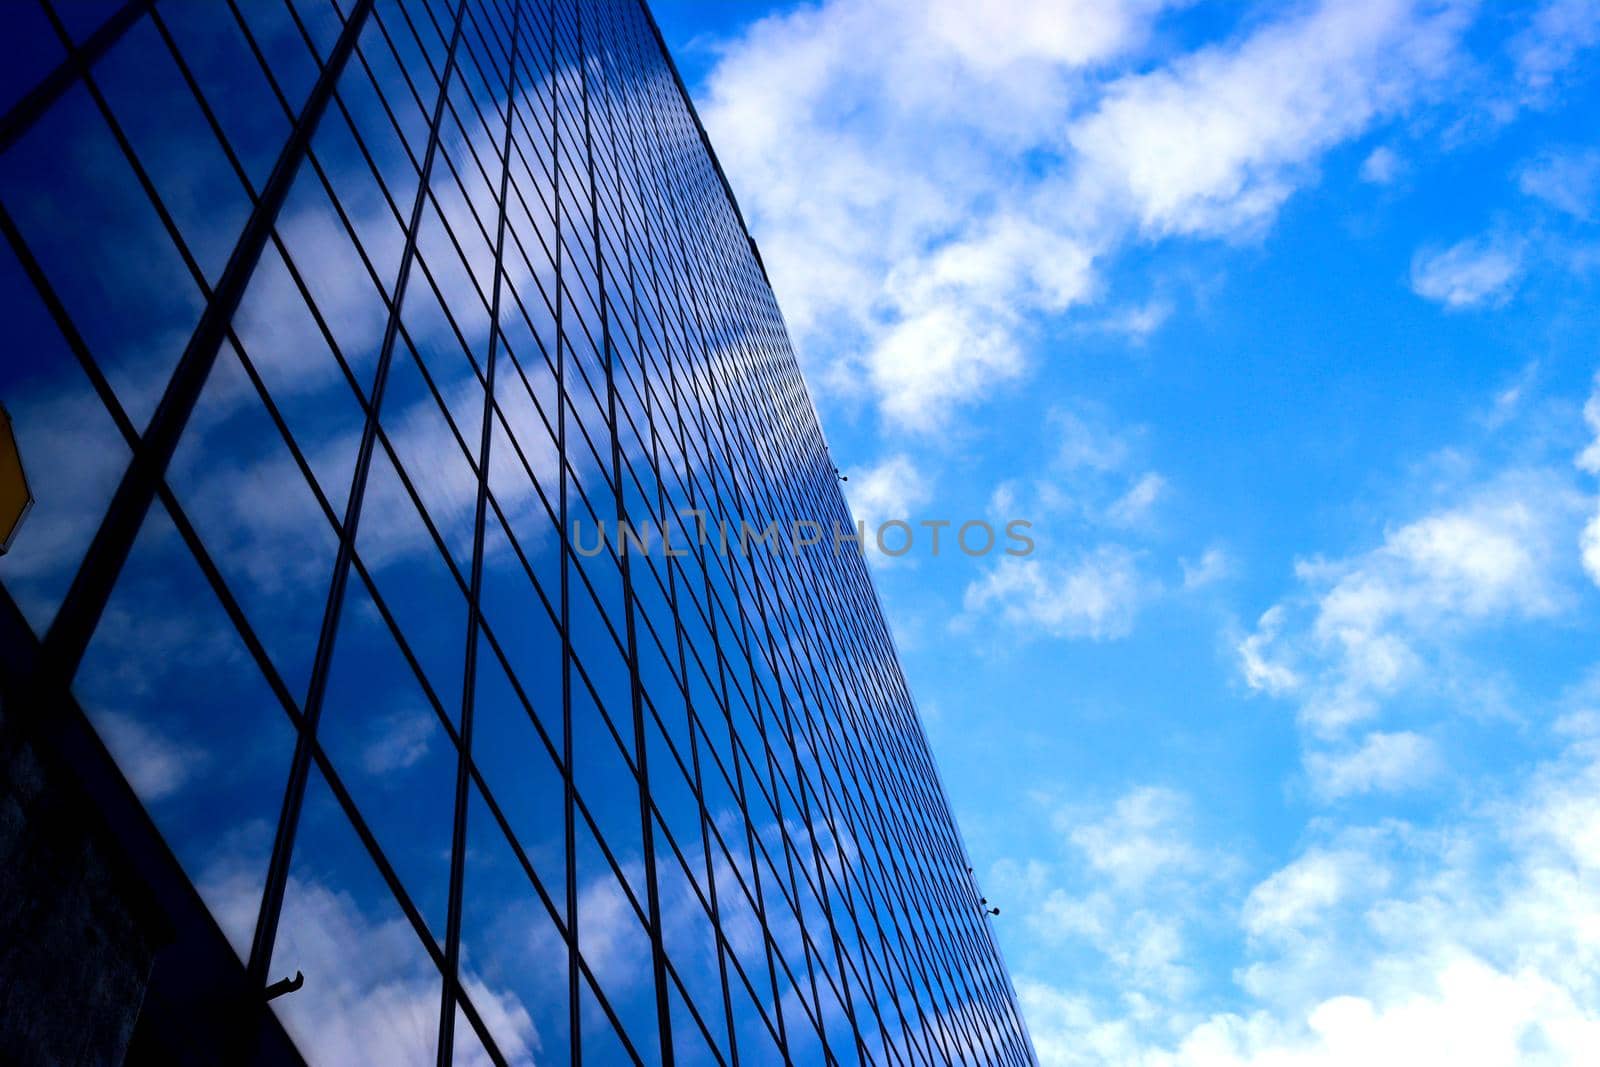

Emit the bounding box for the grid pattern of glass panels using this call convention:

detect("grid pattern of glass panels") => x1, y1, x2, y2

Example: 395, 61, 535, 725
0, 1, 1034, 1063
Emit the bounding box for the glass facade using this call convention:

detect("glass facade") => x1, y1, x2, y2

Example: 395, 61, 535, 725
0, 1, 1032, 1063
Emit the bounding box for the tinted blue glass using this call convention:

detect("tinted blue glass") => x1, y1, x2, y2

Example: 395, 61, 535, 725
0, 0, 1036, 1061
74, 499, 296, 957
273, 163, 392, 397
666, 979, 724, 1067
93, 18, 253, 283
470, 623, 565, 917
319, 571, 458, 938
0, 86, 203, 429
354, 437, 468, 717
0, 239, 131, 633
269, 764, 443, 1065
157, 3, 291, 190
309, 94, 408, 296
399, 234, 489, 453
289, 0, 346, 61
378, 339, 479, 574
228, 240, 370, 513
0, 1, 63, 117
574, 817, 658, 1063
232, 0, 322, 116
395, 0, 450, 81
353, 14, 431, 165
476, 504, 561, 719
168, 341, 338, 699
458, 783, 569, 1065
48, 0, 122, 44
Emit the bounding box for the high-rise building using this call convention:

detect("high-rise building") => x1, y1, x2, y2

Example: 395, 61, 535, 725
0, 1, 1033, 1063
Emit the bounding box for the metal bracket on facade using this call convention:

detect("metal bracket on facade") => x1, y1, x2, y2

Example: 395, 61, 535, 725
263, 971, 304, 1002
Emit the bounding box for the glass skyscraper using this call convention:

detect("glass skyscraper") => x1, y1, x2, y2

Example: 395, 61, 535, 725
0, 1, 1032, 1063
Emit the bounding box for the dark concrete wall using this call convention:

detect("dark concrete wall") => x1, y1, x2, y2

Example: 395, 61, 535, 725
0, 694, 160, 1066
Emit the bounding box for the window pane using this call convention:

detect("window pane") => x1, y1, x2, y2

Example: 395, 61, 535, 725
458, 782, 569, 1066
0, 1, 63, 116
318, 572, 457, 937
74, 498, 296, 958
0, 87, 204, 429
167, 341, 338, 700
0, 239, 131, 633
93, 18, 252, 284
268, 763, 442, 1066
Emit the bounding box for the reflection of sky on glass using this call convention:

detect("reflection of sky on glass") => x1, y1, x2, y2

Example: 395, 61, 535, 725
0, 240, 129, 632
0, 0, 1026, 1062
76, 499, 295, 957
1, 85, 202, 431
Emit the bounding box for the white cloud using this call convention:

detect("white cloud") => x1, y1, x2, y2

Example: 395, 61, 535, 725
1067, 787, 1203, 890
964, 546, 1150, 640
1242, 845, 1389, 941
1107, 472, 1167, 527
1181, 546, 1232, 590
699, 0, 1126, 429
1241, 469, 1582, 736
996, 406, 1173, 536
1581, 512, 1600, 589
842, 453, 931, 560
1069, 0, 1469, 238
1511, 0, 1600, 96
1238, 605, 1301, 695
700, 0, 1480, 430
1411, 236, 1525, 308
1053, 407, 1134, 473
865, 304, 1029, 431
1305, 729, 1442, 800
992, 786, 1226, 1012
1016, 979, 1145, 1067
1579, 374, 1600, 478
1360, 145, 1405, 185
1322, 493, 1564, 622
1009, 719, 1600, 1066
1091, 298, 1175, 341
1483, 361, 1541, 429
1520, 148, 1600, 219
1579, 373, 1600, 587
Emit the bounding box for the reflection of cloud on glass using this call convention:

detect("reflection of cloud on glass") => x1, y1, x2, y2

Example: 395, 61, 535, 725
208, 850, 544, 1066
706, 811, 766, 964
272, 203, 391, 373
92, 710, 206, 801
82, 592, 239, 702
0, 374, 129, 627
192, 820, 274, 958
574, 861, 646, 995
490, 368, 563, 510
360, 707, 435, 776
272, 874, 522, 1066
73, 501, 300, 973
457, 973, 540, 1067
0, 88, 203, 428
171, 354, 341, 590
377, 365, 482, 569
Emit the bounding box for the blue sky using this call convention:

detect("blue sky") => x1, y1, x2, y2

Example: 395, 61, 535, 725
652, 1, 1600, 1062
